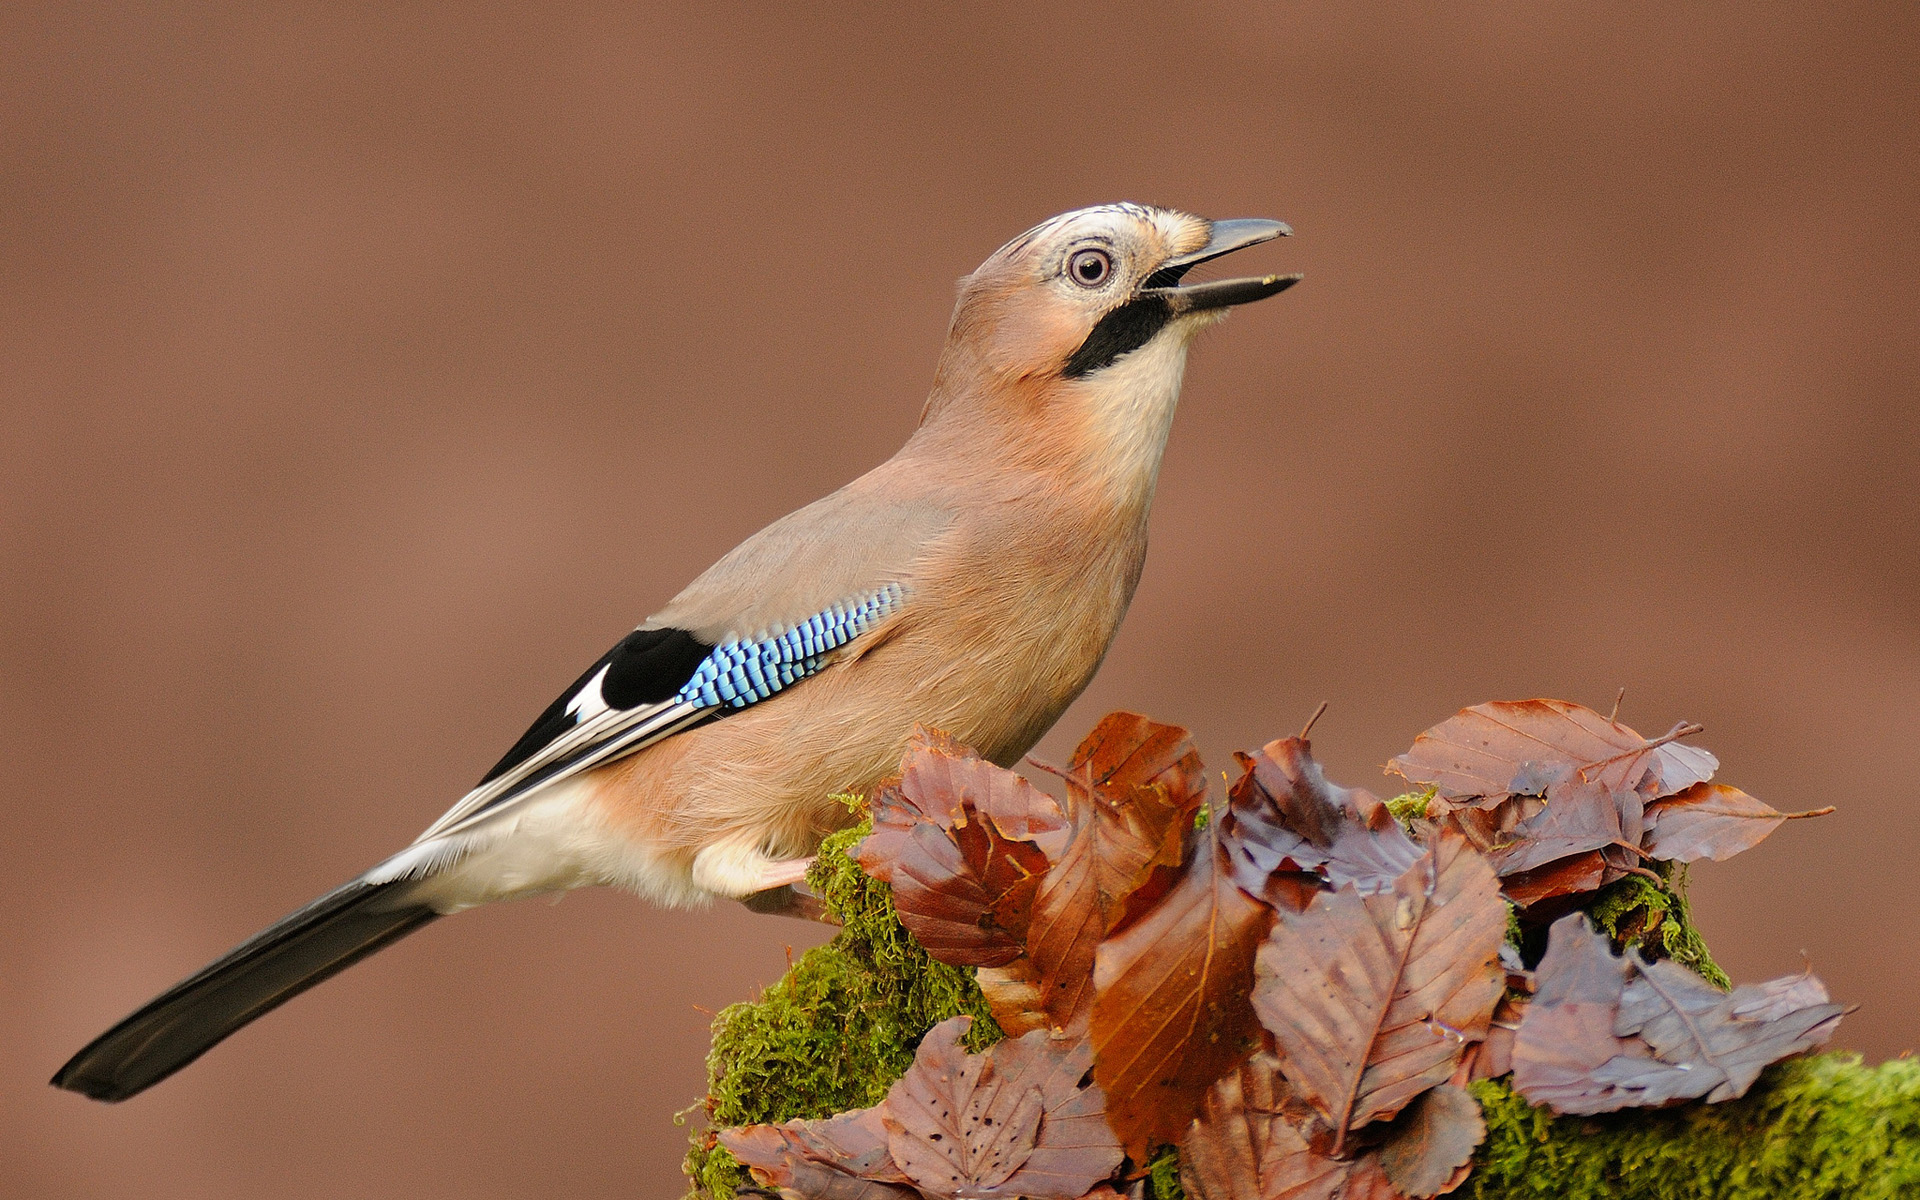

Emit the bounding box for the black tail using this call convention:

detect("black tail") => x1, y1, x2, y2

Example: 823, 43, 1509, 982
51, 877, 438, 1102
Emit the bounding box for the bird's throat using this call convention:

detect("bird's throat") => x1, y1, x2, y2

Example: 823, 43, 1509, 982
1066, 328, 1194, 511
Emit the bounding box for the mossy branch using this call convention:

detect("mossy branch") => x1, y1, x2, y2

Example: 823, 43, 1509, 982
684, 819, 1920, 1200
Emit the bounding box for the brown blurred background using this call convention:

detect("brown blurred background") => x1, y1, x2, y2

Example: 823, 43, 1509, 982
3, 3, 1916, 1197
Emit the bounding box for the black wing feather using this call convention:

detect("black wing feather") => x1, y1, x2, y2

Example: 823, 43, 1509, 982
477, 627, 713, 786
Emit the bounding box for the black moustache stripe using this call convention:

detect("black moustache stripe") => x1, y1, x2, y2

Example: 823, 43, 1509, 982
1062, 295, 1175, 378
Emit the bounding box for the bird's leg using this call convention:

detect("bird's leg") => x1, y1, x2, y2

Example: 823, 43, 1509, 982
731, 851, 837, 923
691, 836, 818, 901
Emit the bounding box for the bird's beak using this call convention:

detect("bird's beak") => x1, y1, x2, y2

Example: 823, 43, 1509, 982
1141, 218, 1300, 312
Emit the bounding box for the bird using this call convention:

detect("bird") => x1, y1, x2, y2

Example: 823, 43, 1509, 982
52, 202, 1297, 1103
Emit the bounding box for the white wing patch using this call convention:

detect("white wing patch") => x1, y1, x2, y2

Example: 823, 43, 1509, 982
564, 664, 612, 721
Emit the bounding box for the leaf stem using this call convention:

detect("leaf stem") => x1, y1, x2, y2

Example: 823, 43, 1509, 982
1300, 701, 1330, 741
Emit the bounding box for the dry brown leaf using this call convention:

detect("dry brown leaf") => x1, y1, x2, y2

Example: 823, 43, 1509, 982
973, 1027, 1125, 1199
1178, 1053, 1352, 1200
853, 728, 1070, 967
1486, 776, 1639, 877
856, 728, 974, 882
1341, 1158, 1409, 1200
1465, 994, 1528, 1082
1376, 1084, 1484, 1198
880, 819, 1054, 968
1497, 850, 1615, 907
1064, 711, 1209, 814
1642, 782, 1826, 863
882, 1017, 1123, 1200
1252, 830, 1506, 1142
721, 1105, 920, 1200
1226, 737, 1422, 898
1617, 957, 1848, 1102
1390, 701, 1728, 904
728, 1017, 1122, 1200
1507, 915, 1658, 1114
1388, 699, 1716, 805
1090, 815, 1273, 1162
1511, 915, 1849, 1114
980, 715, 1207, 1037
885, 1019, 1043, 1193
1439, 794, 1543, 854
1729, 969, 1832, 1023
976, 809, 1104, 1036
857, 776, 918, 885
1062, 712, 1209, 923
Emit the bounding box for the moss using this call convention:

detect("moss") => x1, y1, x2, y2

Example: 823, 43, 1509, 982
1465, 1054, 1920, 1199
1386, 788, 1436, 826
683, 820, 999, 1199
1145, 1144, 1187, 1199
1583, 861, 1730, 989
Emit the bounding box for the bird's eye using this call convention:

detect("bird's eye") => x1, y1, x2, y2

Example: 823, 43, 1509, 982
1068, 248, 1112, 287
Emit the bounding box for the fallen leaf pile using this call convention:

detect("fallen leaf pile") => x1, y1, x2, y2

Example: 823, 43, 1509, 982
1386, 699, 1832, 909
719, 701, 1843, 1200
1510, 915, 1847, 1115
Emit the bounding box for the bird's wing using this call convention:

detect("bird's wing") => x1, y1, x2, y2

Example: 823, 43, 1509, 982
414, 480, 950, 844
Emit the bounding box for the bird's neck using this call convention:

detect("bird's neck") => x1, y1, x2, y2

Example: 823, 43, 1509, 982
913, 336, 1192, 518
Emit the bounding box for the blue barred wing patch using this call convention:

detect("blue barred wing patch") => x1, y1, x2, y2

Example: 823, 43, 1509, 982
679, 582, 906, 710
415, 583, 909, 843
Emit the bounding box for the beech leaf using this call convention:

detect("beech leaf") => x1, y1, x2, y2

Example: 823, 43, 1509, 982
1341, 1159, 1410, 1200
1091, 816, 1273, 1161
1511, 916, 1848, 1114
1179, 1054, 1351, 1200
728, 1018, 1121, 1200
1496, 849, 1615, 908
1729, 970, 1834, 1024
1253, 830, 1506, 1140
981, 715, 1207, 1037
853, 728, 1069, 967
721, 1106, 919, 1200
882, 1017, 1123, 1200
1376, 1083, 1484, 1198
1062, 712, 1209, 921
1617, 957, 1848, 1102
885, 1019, 1042, 1193
1064, 710, 1209, 814
1486, 776, 1638, 877
1642, 782, 1822, 863
1388, 699, 1716, 806
1226, 737, 1422, 897
973, 1027, 1126, 1199
976, 814, 1104, 1035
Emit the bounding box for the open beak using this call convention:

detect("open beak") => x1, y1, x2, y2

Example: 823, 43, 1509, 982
1141, 218, 1299, 312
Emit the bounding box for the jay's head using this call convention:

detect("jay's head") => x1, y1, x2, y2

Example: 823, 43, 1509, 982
927, 204, 1296, 442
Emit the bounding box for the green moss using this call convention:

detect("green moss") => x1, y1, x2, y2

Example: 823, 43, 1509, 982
1466, 1054, 1920, 1199
1583, 861, 1730, 989
1386, 788, 1436, 826
1146, 1145, 1186, 1199
683, 820, 999, 1199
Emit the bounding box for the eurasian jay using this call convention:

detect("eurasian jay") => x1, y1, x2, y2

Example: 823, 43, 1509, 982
53, 202, 1296, 1102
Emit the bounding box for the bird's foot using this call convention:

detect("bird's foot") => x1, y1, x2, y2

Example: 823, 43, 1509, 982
739, 884, 839, 925
748, 856, 816, 891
